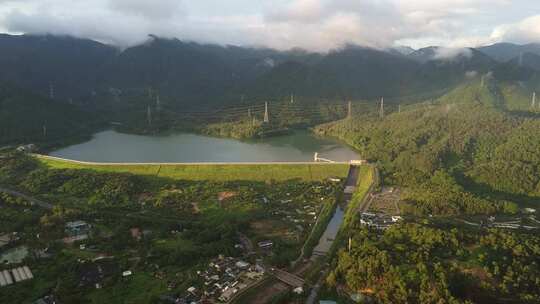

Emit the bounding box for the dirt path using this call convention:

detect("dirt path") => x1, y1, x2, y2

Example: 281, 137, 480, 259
0, 186, 53, 210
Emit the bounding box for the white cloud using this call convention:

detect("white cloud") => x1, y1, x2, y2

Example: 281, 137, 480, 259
0, 0, 538, 50
432, 47, 473, 61
108, 0, 184, 19
491, 15, 540, 44
465, 70, 478, 78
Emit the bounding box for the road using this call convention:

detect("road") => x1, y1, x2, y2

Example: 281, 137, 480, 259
0, 186, 53, 210
357, 166, 379, 213
306, 268, 329, 304
271, 268, 305, 288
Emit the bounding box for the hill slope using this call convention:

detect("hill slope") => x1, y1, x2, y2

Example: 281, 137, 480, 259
0, 34, 533, 106
478, 42, 540, 62
0, 83, 105, 146
314, 80, 540, 215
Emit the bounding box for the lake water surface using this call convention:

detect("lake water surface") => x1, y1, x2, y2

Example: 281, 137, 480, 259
50, 130, 359, 163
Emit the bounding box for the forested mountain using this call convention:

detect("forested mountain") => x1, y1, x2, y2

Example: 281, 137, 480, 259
0, 34, 117, 101
507, 52, 540, 71
315, 78, 540, 215
245, 45, 421, 99
478, 42, 540, 62
0, 83, 105, 146
0, 34, 535, 108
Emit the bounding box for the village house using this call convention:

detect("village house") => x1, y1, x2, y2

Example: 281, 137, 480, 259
0, 232, 19, 248
33, 295, 58, 304
0, 266, 33, 287
360, 213, 401, 230
257, 240, 273, 249
64, 220, 91, 243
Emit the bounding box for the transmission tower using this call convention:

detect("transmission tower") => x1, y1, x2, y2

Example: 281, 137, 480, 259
398, 104, 401, 113
347, 101, 352, 119
147, 105, 152, 126
263, 102, 269, 123
532, 92, 537, 109
49, 83, 55, 99
379, 97, 385, 119
156, 95, 161, 112
290, 93, 295, 104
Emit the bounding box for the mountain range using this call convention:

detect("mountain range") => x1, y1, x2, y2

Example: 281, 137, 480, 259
0, 34, 538, 110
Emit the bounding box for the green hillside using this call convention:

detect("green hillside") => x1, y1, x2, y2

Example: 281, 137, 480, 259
314, 79, 540, 215
36, 155, 350, 182
0, 83, 105, 147
498, 76, 540, 112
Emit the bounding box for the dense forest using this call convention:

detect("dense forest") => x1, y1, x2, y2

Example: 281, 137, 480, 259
314, 79, 540, 215
0, 83, 105, 147
327, 223, 540, 303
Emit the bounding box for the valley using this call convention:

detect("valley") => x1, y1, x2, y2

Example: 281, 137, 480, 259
0, 33, 540, 304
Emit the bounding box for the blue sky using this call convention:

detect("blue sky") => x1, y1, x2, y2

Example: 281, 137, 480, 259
0, 0, 538, 51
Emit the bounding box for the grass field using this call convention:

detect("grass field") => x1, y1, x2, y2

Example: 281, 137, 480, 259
35, 155, 350, 182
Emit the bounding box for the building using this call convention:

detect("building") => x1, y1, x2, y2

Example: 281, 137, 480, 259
360, 213, 399, 230
65, 221, 91, 237
350, 160, 367, 165
33, 295, 58, 304
344, 186, 356, 194
0, 266, 33, 287
16, 144, 37, 153
0, 232, 19, 248
257, 240, 273, 249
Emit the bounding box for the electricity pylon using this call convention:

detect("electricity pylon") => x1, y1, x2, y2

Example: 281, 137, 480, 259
147, 105, 152, 126
49, 83, 55, 99
379, 97, 385, 119
263, 102, 269, 123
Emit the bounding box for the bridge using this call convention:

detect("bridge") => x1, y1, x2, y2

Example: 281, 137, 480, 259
269, 268, 305, 288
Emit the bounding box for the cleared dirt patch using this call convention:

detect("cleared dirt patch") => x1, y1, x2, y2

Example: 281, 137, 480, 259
251, 219, 292, 239
367, 187, 401, 215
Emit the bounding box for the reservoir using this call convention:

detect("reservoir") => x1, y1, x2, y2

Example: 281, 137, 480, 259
50, 130, 359, 163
